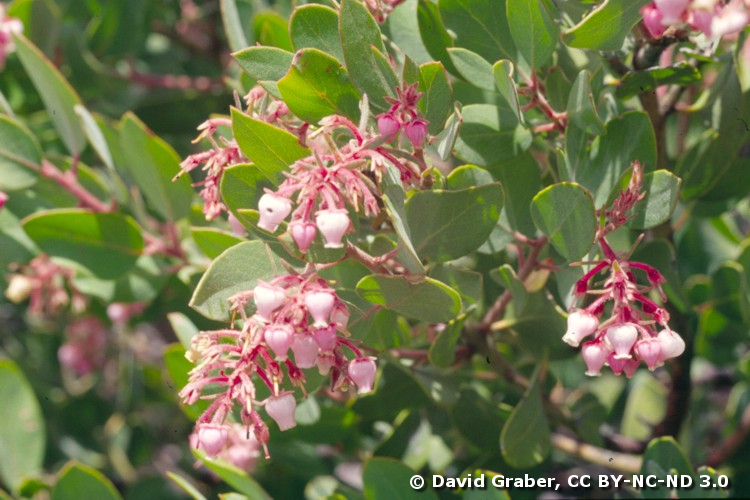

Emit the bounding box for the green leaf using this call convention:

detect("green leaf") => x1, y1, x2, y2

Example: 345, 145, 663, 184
616, 62, 702, 99
454, 104, 532, 167
290, 5, 345, 62
190, 240, 289, 321
73, 255, 169, 304
120, 113, 193, 221
507, 0, 558, 68
220, 0, 252, 52
464, 471, 511, 500
220, 163, 275, 217
0, 115, 40, 190
231, 108, 310, 185
253, 11, 292, 51
363, 458, 437, 500
192, 449, 271, 499
74, 105, 114, 172
428, 317, 464, 368
500, 367, 551, 468
167, 313, 200, 352
621, 371, 667, 440
339, 0, 395, 112
445, 164, 494, 189
192, 228, 243, 259
493, 60, 525, 126
233, 46, 293, 81
562, 0, 650, 51
640, 437, 693, 499
431, 102, 462, 161
405, 183, 503, 262
438, 0, 517, 63
447, 48, 495, 91
278, 48, 362, 123
166, 472, 207, 500
0, 210, 37, 271
13, 35, 87, 155
417, 0, 458, 76
0, 360, 45, 492
164, 344, 209, 420
22, 209, 144, 279
381, 164, 424, 274
530, 182, 596, 260
491, 152, 541, 236
51, 462, 121, 500
356, 275, 461, 323
491, 264, 527, 311
567, 70, 604, 135
629, 170, 681, 229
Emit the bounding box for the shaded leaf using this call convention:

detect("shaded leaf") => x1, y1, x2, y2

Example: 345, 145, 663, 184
567, 70, 604, 135
0, 115, 40, 190
507, 0, 559, 68
562, 0, 650, 51
500, 367, 551, 468
51, 462, 120, 500
233, 46, 294, 81
530, 182, 596, 260
356, 275, 461, 323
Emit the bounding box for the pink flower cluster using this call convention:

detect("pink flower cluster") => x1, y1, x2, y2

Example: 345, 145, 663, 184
0, 5, 22, 70
180, 273, 376, 458
58, 317, 108, 376
190, 422, 261, 471
363, 0, 406, 24
642, 0, 750, 38
5, 255, 86, 317
257, 87, 428, 252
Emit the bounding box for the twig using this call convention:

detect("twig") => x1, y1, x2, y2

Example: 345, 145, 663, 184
706, 404, 750, 467
551, 433, 643, 474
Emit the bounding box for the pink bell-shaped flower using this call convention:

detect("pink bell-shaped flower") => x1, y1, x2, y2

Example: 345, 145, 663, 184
377, 113, 400, 137
258, 193, 292, 233
635, 337, 662, 370
642, 4, 667, 36
304, 290, 336, 327
0, 191, 7, 209
291, 335, 319, 368
348, 357, 377, 394
582, 341, 611, 376
654, 0, 690, 24
315, 208, 350, 248
264, 325, 294, 360
657, 329, 685, 360
562, 309, 599, 347
404, 118, 428, 147
265, 393, 297, 431
711, 1, 750, 37
317, 352, 334, 375
290, 220, 317, 253
606, 323, 639, 360
689, 8, 714, 35
228, 213, 247, 236
623, 357, 640, 378
253, 282, 286, 320
196, 423, 229, 457
313, 325, 338, 351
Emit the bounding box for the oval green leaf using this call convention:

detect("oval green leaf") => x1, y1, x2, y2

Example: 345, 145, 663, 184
562, 0, 650, 51
290, 4, 344, 62
500, 367, 551, 468
51, 462, 121, 500
356, 274, 461, 323
0, 115, 41, 190
233, 46, 294, 82
507, 0, 559, 68
363, 458, 437, 500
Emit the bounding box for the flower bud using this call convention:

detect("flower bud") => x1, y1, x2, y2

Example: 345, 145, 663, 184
377, 113, 400, 137
404, 118, 428, 147
562, 309, 599, 347
227, 442, 259, 471
642, 4, 667, 36
0, 191, 7, 209
228, 213, 247, 236
607, 353, 629, 376
582, 341, 611, 376
304, 290, 336, 327
257, 193, 292, 232
623, 357, 640, 378
605, 323, 639, 360
657, 329, 685, 359
348, 357, 377, 394
654, 0, 689, 24
315, 208, 350, 248
313, 325, 338, 351
5, 275, 33, 303
690, 9, 714, 35
711, 4, 750, 37
317, 352, 334, 375
253, 282, 286, 320
291, 335, 319, 368
265, 393, 297, 431
635, 337, 662, 370
196, 423, 229, 457
290, 220, 317, 253
264, 325, 294, 361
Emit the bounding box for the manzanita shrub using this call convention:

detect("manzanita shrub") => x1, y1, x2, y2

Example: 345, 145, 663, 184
0, 0, 749, 498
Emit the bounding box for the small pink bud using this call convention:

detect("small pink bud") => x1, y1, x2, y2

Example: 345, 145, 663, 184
290, 220, 317, 253
605, 323, 639, 360
657, 329, 685, 359
331, 304, 350, 330
562, 309, 599, 347
304, 290, 336, 327
257, 193, 292, 232
607, 353, 629, 376
5, 275, 32, 303
654, 0, 689, 24
582, 341, 611, 376
227, 443, 259, 470
253, 282, 286, 320
313, 325, 338, 351
635, 337, 662, 370
348, 357, 377, 394
0, 191, 7, 209
291, 335, 319, 368
264, 325, 294, 360
228, 213, 247, 236
642, 4, 667, 36
404, 118, 428, 147
265, 393, 297, 431
623, 357, 640, 378
377, 113, 400, 137
315, 208, 350, 248
690, 9, 714, 35
196, 423, 229, 457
